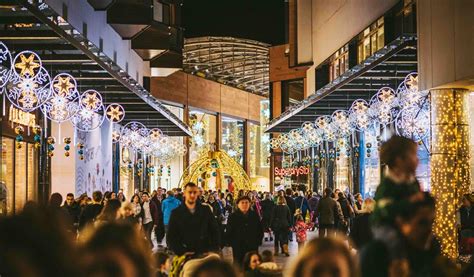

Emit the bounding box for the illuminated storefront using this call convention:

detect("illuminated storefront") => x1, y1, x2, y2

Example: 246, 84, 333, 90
0, 105, 40, 215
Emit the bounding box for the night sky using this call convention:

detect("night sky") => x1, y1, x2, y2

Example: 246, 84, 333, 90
182, 0, 287, 46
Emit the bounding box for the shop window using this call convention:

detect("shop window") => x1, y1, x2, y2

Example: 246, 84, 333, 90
221, 117, 244, 166
189, 110, 217, 164
329, 45, 349, 82
0, 138, 37, 215
357, 17, 385, 64
281, 79, 304, 111
1, 139, 14, 215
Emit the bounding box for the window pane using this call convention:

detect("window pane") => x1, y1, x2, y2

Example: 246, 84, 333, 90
1, 138, 14, 215
27, 143, 37, 201
221, 117, 244, 165
15, 144, 27, 213
377, 28, 384, 51
189, 111, 217, 164
371, 34, 378, 55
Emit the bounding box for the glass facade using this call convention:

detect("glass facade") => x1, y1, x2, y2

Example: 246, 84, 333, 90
189, 110, 217, 164
357, 17, 384, 64
1, 137, 38, 215
221, 117, 244, 165
329, 44, 349, 81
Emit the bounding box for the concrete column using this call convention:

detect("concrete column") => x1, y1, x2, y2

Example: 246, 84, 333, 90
430, 88, 471, 259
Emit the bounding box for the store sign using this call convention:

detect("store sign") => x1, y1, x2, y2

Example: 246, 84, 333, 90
274, 166, 310, 177
9, 107, 36, 128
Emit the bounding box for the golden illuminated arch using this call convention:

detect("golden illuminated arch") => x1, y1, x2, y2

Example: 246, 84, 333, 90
179, 149, 253, 191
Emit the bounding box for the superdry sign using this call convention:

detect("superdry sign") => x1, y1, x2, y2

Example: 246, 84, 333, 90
274, 166, 310, 177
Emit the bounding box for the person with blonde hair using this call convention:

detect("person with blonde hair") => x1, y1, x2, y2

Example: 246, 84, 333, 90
288, 237, 357, 277
270, 196, 291, 256
349, 198, 375, 250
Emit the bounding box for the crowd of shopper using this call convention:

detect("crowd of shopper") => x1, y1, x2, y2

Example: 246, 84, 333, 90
1, 136, 474, 276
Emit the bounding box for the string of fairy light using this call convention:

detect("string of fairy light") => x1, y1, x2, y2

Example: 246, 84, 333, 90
431, 90, 471, 259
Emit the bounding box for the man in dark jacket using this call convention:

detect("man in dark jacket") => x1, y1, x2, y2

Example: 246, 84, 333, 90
79, 191, 103, 230
62, 193, 80, 233
260, 192, 275, 241
316, 188, 345, 237
226, 196, 263, 267
284, 188, 296, 241
167, 182, 220, 256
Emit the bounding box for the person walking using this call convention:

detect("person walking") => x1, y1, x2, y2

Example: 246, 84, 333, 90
162, 190, 181, 233
141, 192, 159, 247
167, 182, 221, 256
271, 196, 292, 257
337, 192, 354, 235
316, 188, 345, 237
225, 196, 264, 267
131, 194, 144, 226
284, 189, 296, 242
260, 192, 275, 242
294, 191, 310, 220
308, 192, 320, 231
62, 193, 80, 233
294, 213, 308, 250
349, 198, 375, 250
79, 191, 103, 230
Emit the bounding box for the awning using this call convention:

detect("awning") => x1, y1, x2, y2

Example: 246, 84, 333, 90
0, 0, 191, 136
265, 35, 417, 133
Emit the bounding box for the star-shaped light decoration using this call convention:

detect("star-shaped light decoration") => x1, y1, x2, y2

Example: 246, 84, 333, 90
53, 75, 75, 97
149, 128, 163, 141
352, 101, 368, 114
378, 88, 395, 105
112, 130, 121, 143
81, 90, 102, 111
405, 73, 418, 92
105, 103, 125, 123
14, 53, 40, 77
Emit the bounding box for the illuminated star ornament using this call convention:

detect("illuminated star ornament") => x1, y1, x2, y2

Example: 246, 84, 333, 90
105, 103, 125, 123
14, 53, 40, 77
52, 74, 76, 97
404, 73, 418, 92
81, 90, 102, 111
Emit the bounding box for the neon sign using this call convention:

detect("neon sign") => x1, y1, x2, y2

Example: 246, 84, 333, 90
274, 166, 310, 177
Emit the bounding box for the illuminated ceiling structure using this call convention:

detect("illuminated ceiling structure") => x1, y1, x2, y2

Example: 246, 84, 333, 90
183, 37, 270, 96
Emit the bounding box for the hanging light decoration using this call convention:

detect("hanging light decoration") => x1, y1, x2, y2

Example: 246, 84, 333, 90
349, 99, 370, 131
71, 90, 105, 132
7, 51, 51, 112
42, 73, 80, 124
331, 110, 352, 138
105, 103, 125, 123
120, 121, 148, 151
0, 42, 12, 90
395, 105, 430, 142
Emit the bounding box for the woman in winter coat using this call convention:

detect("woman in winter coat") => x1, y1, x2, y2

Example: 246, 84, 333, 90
349, 198, 375, 250
226, 196, 264, 268
337, 192, 354, 234
270, 196, 292, 257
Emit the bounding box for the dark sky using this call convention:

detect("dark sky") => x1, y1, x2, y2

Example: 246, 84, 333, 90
182, 0, 287, 46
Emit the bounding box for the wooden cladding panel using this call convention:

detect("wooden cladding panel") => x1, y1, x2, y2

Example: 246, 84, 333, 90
248, 93, 265, 123
149, 71, 188, 104
150, 72, 268, 121
187, 74, 221, 112
220, 85, 249, 119
269, 44, 308, 82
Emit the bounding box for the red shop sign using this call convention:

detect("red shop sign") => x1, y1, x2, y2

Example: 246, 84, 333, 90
274, 166, 310, 177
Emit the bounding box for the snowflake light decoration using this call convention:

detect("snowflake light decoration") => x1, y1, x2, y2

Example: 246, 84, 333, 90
71, 91, 105, 132
331, 110, 352, 138
395, 105, 430, 142
369, 94, 399, 126
7, 65, 51, 112
349, 99, 370, 131
0, 42, 12, 89
120, 121, 149, 151
105, 103, 125, 123
42, 73, 80, 123
398, 72, 427, 108
269, 138, 280, 149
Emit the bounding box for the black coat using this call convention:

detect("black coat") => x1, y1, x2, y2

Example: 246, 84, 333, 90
167, 203, 221, 256
260, 199, 275, 229
284, 196, 296, 216
349, 213, 373, 249
270, 205, 292, 231
79, 203, 103, 229
226, 210, 263, 250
